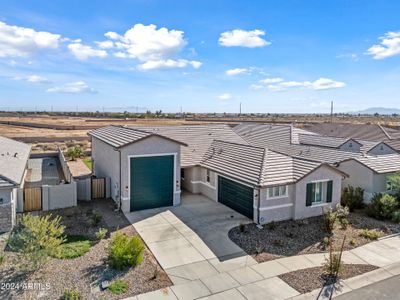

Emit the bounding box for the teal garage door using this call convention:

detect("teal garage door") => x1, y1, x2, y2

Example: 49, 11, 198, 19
130, 155, 174, 212
218, 176, 254, 220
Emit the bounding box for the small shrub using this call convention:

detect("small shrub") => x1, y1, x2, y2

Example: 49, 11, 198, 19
108, 279, 128, 295
321, 236, 331, 250
108, 232, 144, 270
359, 229, 380, 240
267, 221, 277, 230
7, 214, 65, 268
51, 235, 91, 259
341, 186, 364, 212
91, 212, 102, 227
366, 193, 398, 220
61, 288, 81, 300
238, 223, 245, 233
336, 204, 350, 230
349, 239, 357, 247
0, 253, 4, 265
322, 207, 337, 234
392, 210, 400, 223
66, 147, 84, 161
255, 245, 264, 255
96, 228, 108, 240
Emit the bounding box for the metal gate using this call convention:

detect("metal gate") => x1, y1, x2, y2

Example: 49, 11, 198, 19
24, 187, 42, 212
91, 178, 105, 199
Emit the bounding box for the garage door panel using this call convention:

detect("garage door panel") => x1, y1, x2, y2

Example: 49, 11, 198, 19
130, 155, 174, 211
218, 176, 254, 220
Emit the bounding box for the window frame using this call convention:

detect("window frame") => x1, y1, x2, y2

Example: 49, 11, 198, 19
206, 169, 211, 183
308, 179, 331, 206
266, 185, 288, 199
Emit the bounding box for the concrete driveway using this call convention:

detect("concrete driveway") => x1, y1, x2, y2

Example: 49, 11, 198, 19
124, 193, 257, 283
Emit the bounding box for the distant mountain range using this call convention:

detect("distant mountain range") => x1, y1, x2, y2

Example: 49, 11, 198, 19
350, 107, 400, 115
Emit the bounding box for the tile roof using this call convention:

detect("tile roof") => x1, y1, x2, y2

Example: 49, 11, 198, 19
232, 124, 293, 148
341, 155, 400, 174
302, 123, 400, 151
127, 124, 249, 167
0, 135, 31, 187
200, 140, 335, 187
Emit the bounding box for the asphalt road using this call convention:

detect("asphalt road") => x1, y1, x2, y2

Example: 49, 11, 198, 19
335, 275, 400, 300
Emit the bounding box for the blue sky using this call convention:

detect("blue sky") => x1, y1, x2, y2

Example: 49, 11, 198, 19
0, 0, 400, 113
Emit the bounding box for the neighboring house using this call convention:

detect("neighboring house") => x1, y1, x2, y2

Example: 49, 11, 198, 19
302, 123, 400, 152
89, 125, 348, 224
234, 123, 400, 203
0, 136, 31, 232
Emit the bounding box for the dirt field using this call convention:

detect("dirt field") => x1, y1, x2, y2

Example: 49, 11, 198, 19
0, 113, 398, 153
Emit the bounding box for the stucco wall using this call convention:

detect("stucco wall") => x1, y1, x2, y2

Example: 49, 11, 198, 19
340, 140, 361, 152
92, 136, 182, 213
182, 167, 218, 201
368, 143, 397, 155
338, 160, 374, 194
0, 187, 16, 232
294, 166, 343, 220
42, 182, 77, 211
258, 185, 295, 224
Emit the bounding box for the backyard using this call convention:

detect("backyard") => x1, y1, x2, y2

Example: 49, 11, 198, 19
0, 199, 171, 300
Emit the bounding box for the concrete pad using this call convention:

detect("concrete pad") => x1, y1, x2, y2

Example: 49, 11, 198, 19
237, 277, 299, 300
350, 247, 394, 267
340, 251, 368, 265
168, 275, 192, 285
198, 288, 246, 300
209, 255, 257, 273
302, 253, 327, 266
315, 281, 352, 299
275, 255, 317, 271
170, 280, 211, 300
136, 223, 183, 243
148, 237, 205, 269
363, 241, 400, 262
378, 236, 400, 249
250, 259, 290, 278
200, 273, 240, 294
166, 261, 219, 281
137, 287, 178, 300
384, 262, 400, 276
228, 267, 264, 285
344, 268, 392, 290
185, 234, 217, 260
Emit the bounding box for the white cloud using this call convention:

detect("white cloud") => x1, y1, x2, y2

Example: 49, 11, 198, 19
67, 43, 108, 60
259, 77, 284, 84
219, 29, 270, 48
366, 31, 400, 59
47, 81, 97, 94
13, 74, 50, 83
249, 84, 264, 91
226, 68, 249, 76
0, 21, 61, 57
218, 93, 232, 100
138, 59, 202, 70
336, 53, 359, 61
102, 24, 201, 70
255, 77, 346, 91
95, 40, 114, 49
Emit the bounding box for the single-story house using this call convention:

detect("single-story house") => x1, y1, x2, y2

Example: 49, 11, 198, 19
0, 136, 31, 232
233, 123, 400, 202
89, 125, 348, 224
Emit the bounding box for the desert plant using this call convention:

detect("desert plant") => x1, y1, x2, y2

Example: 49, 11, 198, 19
366, 193, 398, 220
387, 172, 400, 198
0, 253, 4, 265
91, 211, 102, 227
341, 186, 364, 212
324, 236, 346, 279
336, 204, 350, 229
108, 232, 144, 270
108, 279, 128, 295
66, 147, 84, 161
349, 239, 357, 247
322, 207, 337, 234
359, 229, 380, 240
255, 245, 265, 255
7, 214, 65, 268
95, 227, 108, 240
61, 288, 81, 300
238, 223, 245, 233
50, 235, 91, 259
392, 210, 400, 223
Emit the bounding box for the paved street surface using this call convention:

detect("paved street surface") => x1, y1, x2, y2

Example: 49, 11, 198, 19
335, 275, 400, 300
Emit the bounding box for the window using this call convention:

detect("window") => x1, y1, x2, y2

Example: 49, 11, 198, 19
349, 142, 353, 148
267, 185, 288, 199
206, 169, 211, 183
0, 198, 3, 205
386, 176, 393, 192
181, 169, 185, 180
306, 180, 333, 206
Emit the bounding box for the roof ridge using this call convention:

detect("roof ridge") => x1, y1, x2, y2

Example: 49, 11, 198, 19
378, 124, 393, 140
212, 139, 264, 150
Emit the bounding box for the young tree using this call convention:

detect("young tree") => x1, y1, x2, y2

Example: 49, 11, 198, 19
66, 147, 84, 161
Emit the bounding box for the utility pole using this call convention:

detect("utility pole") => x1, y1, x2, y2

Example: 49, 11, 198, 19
239, 102, 242, 116
330, 101, 334, 123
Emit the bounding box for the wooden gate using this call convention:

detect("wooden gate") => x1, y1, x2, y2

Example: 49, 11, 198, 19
24, 187, 42, 212
91, 178, 105, 199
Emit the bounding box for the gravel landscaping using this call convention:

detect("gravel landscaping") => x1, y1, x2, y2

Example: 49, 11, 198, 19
229, 210, 400, 263
279, 264, 378, 294
0, 199, 171, 300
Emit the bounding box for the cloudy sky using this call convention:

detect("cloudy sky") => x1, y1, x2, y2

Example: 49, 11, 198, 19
0, 0, 400, 113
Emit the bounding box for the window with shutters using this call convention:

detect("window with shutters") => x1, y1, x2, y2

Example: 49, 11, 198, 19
306, 180, 333, 206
